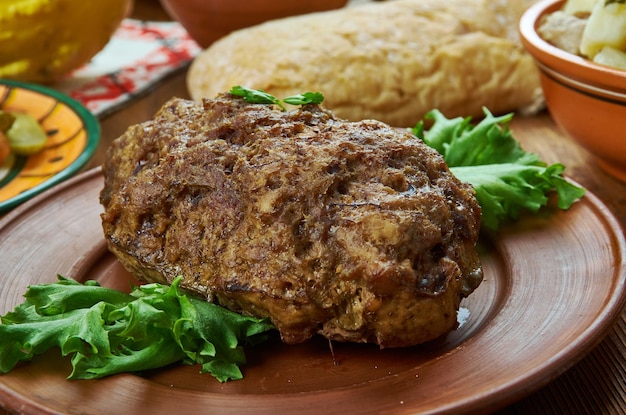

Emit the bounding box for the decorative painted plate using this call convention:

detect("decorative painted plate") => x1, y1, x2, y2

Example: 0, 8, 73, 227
0, 79, 99, 213
0, 168, 625, 414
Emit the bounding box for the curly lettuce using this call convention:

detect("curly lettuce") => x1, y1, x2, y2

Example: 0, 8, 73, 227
412, 108, 586, 230
0, 276, 274, 382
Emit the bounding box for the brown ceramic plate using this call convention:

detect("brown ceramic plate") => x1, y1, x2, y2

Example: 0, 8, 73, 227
1, 168, 625, 415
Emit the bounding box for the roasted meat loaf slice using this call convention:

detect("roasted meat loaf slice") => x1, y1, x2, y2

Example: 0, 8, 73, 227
100, 94, 483, 348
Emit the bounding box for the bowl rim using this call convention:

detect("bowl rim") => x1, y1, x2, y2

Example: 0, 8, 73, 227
519, 0, 626, 91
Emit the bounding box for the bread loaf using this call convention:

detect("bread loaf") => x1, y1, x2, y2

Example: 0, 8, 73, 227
187, 0, 543, 127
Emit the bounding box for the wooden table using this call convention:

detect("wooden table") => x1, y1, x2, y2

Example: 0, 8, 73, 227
3, 1, 626, 414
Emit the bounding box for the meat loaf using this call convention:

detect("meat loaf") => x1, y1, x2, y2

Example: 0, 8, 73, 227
100, 94, 483, 348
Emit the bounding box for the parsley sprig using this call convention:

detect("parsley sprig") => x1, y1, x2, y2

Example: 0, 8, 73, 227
229, 85, 324, 111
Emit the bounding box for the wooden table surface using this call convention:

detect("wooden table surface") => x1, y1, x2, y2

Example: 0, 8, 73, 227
2, 1, 626, 414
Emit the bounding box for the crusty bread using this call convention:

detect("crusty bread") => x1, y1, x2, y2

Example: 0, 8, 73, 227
187, 0, 543, 127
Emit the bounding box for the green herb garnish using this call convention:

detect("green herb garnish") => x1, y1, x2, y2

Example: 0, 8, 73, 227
282, 92, 325, 106
229, 85, 324, 110
0, 275, 274, 382
413, 108, 586, 230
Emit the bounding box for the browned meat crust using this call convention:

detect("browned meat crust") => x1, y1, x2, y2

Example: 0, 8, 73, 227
100, 94, 483, 348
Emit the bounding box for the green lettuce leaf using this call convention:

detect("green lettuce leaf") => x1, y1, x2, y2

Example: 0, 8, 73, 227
412, 108, 586, 230
0, 275, 274, 382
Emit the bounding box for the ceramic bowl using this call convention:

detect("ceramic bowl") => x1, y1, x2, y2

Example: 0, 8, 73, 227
519, 0, 626, 183
159, 0, 350, 48
0, 79, 100, 213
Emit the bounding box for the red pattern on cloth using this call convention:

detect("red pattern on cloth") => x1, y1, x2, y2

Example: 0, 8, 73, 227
55, 19, 202, 118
